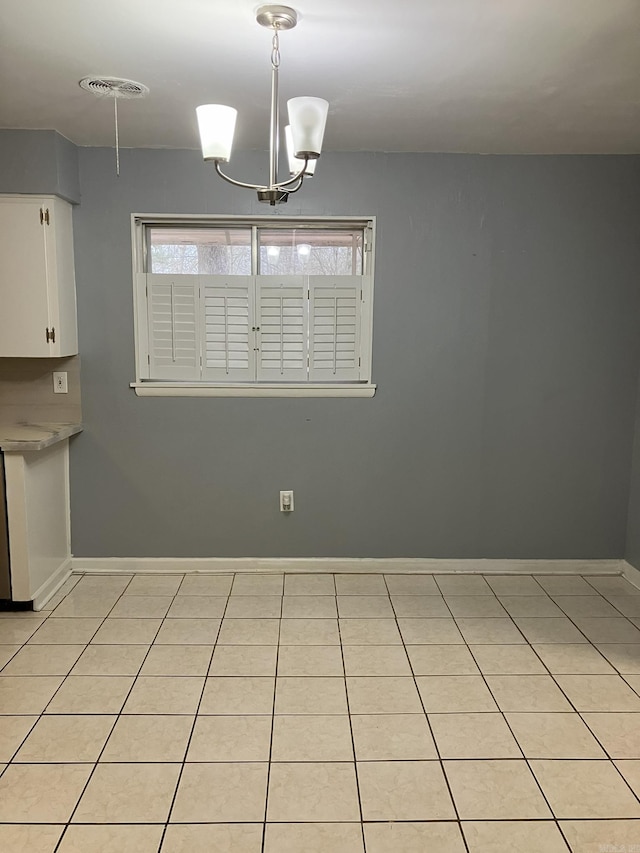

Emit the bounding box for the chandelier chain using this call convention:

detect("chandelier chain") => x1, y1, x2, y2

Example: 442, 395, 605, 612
271, 27, 281, 70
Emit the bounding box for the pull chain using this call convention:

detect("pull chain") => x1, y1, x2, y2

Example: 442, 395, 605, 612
114, 97, 120, 177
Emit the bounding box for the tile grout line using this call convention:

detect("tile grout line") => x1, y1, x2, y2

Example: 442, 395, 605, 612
156, 574, 232, 852
459, 619, 573, 850
0, 599, 54, 759
528, 624, 640, 810
445, 579, 640, 841
466, 579, 640, 835
426, 578, 623, 848
583, 575, 640, 618
524, 579, 640, 807
448, 579, 640, 706
384, 574, 471, 853
31, 573, 137, 733
0, 594, 71, 766
542, 582, 638, 647
260, 573, 284, 853
336, 575, 368, 853
53, 574, 183, 853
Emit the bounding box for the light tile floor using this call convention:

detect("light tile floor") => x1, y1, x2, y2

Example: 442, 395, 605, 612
1, 571, 640, 851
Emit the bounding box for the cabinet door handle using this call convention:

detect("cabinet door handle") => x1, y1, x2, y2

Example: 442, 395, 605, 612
40, 207, 44, 224
45, 327, 56, 344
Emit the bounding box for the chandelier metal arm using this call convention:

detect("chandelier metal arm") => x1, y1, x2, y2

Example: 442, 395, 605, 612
213, 157, 309, 193
213, 161, 271, 192
274, 156, 310, 188
278, 174, 304, 194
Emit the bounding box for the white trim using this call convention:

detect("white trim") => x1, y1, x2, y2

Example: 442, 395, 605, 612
71, 556, 624, 576
131, 382, 376, 398
133, 214, 374, 225
131, 225, 147, 381
31, 558, 72, 611
621, 560, 640, 591
4, 453, 30, 600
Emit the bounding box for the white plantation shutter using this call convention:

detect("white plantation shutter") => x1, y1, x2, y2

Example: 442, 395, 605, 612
201, 276, 255, 381
147, 274, 200, 379
135, 220, 375, 391
309, 276, 364, 381
256, 276, 308, 381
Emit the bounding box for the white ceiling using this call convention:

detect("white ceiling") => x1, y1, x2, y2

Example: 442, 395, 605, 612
1, 0, 639, 153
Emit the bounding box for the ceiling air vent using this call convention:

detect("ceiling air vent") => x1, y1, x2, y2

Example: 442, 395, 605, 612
78, 75, 150, 176
79, 77, 149, 99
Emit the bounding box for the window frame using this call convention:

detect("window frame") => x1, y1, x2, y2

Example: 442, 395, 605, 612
130, 214, 376, 397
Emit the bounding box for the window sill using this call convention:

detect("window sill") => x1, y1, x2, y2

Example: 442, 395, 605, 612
130, 382, 377, 398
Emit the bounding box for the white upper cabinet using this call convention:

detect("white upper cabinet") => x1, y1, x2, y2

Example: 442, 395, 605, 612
0, 195, 78, 357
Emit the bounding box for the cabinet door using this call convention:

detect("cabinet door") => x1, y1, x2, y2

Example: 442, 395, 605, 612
46, 197, 78, 357
0, 198, 52, 357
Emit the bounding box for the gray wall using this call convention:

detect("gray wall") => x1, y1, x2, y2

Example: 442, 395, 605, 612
69, 147, 640, 558
0, 130, 80, 203
626, 374, 640, 569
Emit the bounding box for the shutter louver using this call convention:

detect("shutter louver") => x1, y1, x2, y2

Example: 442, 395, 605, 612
257, 276, 308, 381
147, 274, 200, 379
201, 276, 255, 381
309, 276, 363, 381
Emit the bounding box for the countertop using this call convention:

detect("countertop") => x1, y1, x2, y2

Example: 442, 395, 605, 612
0, 422, 83, 452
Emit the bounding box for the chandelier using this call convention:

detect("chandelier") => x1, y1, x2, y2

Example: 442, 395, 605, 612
196, 5, 328, 205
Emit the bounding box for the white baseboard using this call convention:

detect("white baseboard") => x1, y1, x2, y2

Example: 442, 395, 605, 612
71, 556, 625, 577
621, 560, 640, 591
31, 558, 73, 611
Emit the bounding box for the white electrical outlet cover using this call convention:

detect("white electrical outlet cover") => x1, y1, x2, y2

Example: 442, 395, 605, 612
53, 371, 68, 393
280, 490, 294, 511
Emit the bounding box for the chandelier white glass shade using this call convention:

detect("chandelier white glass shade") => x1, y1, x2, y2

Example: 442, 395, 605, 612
285, 125, 317, 176
196, 105, 237, 162
196, 5, 328, 205
287, 97, 329, 158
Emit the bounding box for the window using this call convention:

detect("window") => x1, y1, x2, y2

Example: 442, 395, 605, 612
130, 216, 376, 397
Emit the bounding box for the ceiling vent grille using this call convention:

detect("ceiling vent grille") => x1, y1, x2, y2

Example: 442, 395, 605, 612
79, 77, 149, 99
